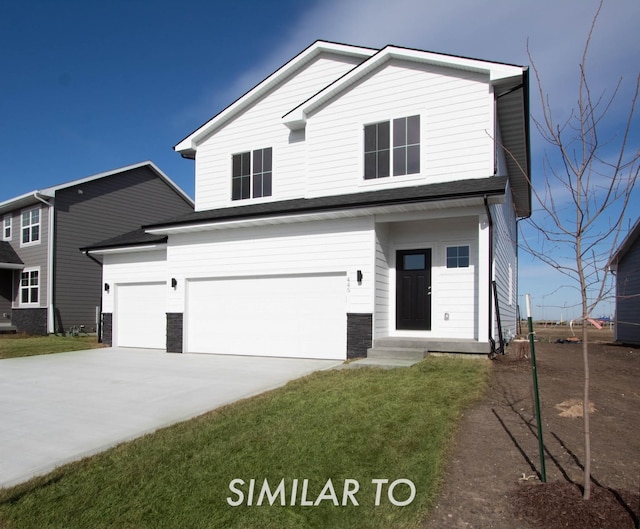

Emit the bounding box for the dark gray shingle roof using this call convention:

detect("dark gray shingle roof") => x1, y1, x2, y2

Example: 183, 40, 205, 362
147, 176, 508, 229
0, 241, 23, 266
81, 228, 167, 252
83, 176, 507, 251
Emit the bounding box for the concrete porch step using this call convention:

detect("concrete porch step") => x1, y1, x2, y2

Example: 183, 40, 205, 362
367, 347, 427, 361
368, 337, 489, 359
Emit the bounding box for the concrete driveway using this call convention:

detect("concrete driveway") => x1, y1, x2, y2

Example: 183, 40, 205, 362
0, 348, 341, 488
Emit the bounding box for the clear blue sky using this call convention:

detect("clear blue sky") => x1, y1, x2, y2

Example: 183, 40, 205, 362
1, 0, 638, 321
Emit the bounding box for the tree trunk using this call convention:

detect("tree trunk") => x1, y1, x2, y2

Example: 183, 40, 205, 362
582, 320, 591, 499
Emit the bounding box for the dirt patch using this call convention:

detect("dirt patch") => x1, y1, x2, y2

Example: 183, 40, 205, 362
555, 398, 596, 418
421, 328, 640, 529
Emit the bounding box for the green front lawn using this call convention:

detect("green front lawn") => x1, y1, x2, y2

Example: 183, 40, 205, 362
0, 358, 488, 529
0, 335, 103, 359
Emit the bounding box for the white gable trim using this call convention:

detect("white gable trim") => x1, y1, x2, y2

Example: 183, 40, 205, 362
85, 243, 167, 256
283, 45, 526, 130
173, 41, 376, 156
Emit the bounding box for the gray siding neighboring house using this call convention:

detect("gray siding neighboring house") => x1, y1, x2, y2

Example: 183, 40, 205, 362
0, 161, 194, 335
609, 218, 640, 345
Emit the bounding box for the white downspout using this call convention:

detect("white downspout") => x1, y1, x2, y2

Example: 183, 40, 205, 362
33, 192, 55, 334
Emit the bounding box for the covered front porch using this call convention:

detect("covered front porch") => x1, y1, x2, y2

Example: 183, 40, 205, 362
371, 206, 493, 356
0, 242, 23, 333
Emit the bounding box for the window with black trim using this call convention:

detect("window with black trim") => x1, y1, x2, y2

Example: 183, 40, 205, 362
364, 121, 390, 179
20, 268, 39, 304
232, 147, 272, 201
21, 207, 40, 246
446, 246, 470, 268
364, 115, 420, 179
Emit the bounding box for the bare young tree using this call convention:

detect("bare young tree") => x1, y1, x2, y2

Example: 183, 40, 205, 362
520, 0, 640, 499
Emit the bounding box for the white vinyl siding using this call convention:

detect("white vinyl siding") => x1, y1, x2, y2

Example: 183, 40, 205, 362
306, 61, 493, 198
101, 250, 167, 313
491, 183, 518, 339
374, 223, 391, 337
166, 217, 375, 316
386, 214, 481, 339
194, 54, 363, 212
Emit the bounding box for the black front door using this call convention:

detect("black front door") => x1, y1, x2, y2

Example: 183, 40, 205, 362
396, 249, 431, 330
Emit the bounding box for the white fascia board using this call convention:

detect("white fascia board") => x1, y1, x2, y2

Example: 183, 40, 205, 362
0, 191, 50, 215
144, 161, 194, 205
39, 161, 153, 196
37, 161, 193, 205
146, 195, 499, 236
0, 162, 169, 214
86, 244, 167, 256
146, 211, 348, 234
283, 46, 525, 129
175, 41, 376, 153
0, 263, 24, 270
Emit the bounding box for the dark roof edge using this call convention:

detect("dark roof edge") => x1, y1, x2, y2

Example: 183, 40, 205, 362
80, 232, 168, 253
145, 176, 508, 231
0, 241, 24, 266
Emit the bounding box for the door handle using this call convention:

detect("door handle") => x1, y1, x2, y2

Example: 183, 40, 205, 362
427, 286, 431, 296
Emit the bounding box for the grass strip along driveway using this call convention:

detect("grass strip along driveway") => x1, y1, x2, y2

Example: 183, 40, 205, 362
0, 335, 103, 359
0, 357, 488, 529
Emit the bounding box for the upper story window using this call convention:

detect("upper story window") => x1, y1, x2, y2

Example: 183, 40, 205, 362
21, 207, 40, 246
364, 115, 420, 180
446, 245, 470, 268
232, 147, 272, 201
20, 268, 39, 305
2, 215, 11, 241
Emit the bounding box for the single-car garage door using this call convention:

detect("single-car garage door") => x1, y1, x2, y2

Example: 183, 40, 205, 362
115, 282, 166, 349
185, 273, 347, 359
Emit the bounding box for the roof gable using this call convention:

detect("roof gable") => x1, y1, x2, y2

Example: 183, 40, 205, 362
609, 217, 640, 267
173, 41, 376, 157
0, 161, 193, 216
282, 45, 527, 130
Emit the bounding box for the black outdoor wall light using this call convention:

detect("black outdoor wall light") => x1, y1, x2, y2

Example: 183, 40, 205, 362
357, 270, 363, 284
171, 278, 178, 288
104, 283, 110, 293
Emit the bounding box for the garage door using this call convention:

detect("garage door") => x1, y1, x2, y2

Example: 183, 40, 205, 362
115, 282, 166, 349
185, 273, 347, 359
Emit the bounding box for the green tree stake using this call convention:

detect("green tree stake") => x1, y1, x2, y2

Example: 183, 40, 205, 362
526, 294, 546, 482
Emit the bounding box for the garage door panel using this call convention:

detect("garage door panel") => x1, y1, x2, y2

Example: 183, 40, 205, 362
186, 274, 346, 359
115, 283, 166, 349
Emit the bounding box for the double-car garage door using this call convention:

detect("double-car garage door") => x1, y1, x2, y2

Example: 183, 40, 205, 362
185, 273, 347, 360
114, 274, 347, 359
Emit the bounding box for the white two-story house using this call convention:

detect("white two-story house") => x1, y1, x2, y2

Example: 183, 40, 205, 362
84, 41, 530, 360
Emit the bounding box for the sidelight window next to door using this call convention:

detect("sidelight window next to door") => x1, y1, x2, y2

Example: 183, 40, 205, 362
396, 249, 432, 330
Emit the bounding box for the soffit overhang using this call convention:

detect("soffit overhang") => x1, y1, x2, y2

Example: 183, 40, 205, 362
145, 176, 507, 236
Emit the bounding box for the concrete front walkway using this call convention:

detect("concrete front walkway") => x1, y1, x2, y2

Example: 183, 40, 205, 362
0, 348, 340, 488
